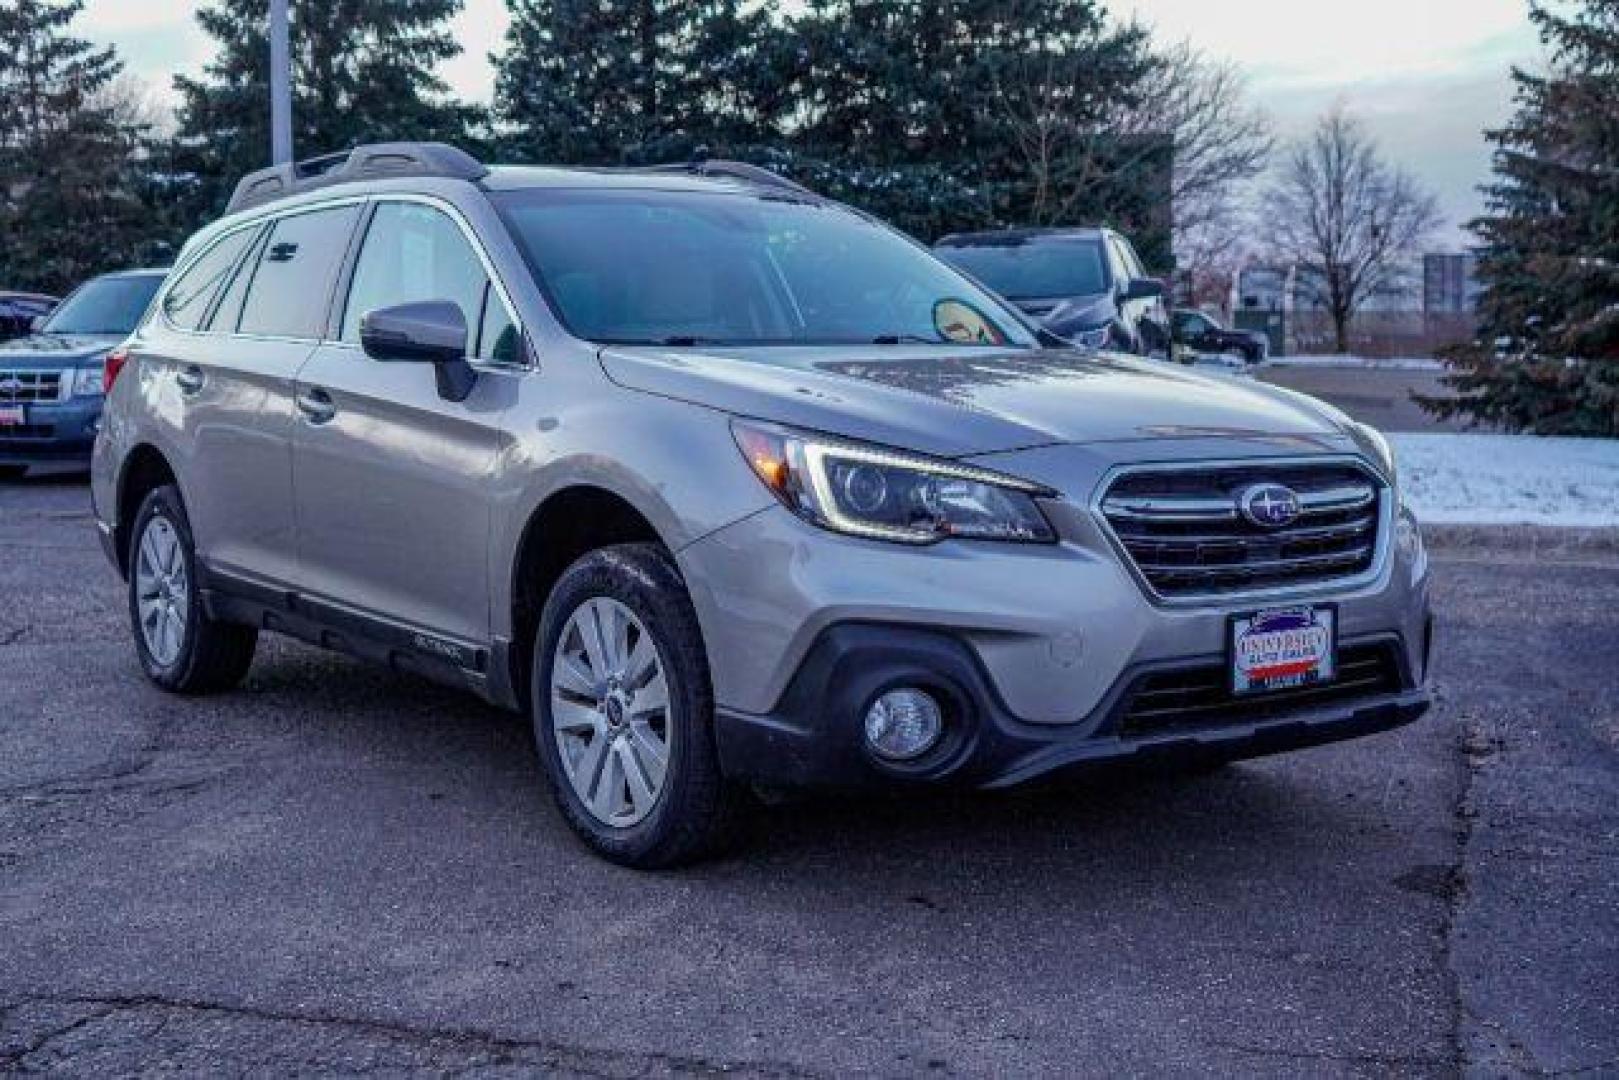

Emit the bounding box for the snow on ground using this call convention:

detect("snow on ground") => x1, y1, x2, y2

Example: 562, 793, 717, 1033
1391, 432, 1619, 527
1264, 355, 1445, 372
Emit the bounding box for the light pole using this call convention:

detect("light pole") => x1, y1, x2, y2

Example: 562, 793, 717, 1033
269, 0, 292, 165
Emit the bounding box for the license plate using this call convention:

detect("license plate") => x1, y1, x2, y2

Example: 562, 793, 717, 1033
1230, 605, 1336, 695
0, 405, 23, 427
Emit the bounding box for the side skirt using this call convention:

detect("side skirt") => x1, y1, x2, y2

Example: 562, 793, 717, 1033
197, 562, 524, 713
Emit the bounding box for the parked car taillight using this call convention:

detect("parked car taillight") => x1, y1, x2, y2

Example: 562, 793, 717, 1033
104, 347, 130, 392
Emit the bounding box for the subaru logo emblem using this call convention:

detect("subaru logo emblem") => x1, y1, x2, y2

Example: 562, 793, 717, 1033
1238, 483, 1302, 528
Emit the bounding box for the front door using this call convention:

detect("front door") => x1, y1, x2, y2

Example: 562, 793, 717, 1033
291, 199, 523, 647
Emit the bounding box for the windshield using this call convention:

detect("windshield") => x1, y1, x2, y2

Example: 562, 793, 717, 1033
494, 189, 1034, 348
936, 239, 1109, 301
41, 275, 161, 335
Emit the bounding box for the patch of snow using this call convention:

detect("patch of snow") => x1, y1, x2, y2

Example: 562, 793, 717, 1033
1264, 355, 1445, 372
1391, 433, 1619, 527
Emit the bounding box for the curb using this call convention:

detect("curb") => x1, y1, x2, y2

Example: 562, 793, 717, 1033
1423, 523, 1619, 563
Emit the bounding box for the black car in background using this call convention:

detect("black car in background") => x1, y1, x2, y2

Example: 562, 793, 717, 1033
1172, 307, 1270, 363
933, 228, 1170, 358
0, 292, 59, 341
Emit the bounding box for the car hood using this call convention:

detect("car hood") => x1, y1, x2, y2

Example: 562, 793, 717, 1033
0, 332, 121, 368
1012, 293, 1111, 330
599, 345, 1348, 458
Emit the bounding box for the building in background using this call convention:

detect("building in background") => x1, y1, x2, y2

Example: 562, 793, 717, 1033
1423, 252, 1481, 315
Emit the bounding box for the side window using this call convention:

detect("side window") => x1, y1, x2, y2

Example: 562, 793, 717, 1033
162, 227, 260, 331
475, 282, 521, 363
235, 204, 363, 339
207, 227, 269, 334
341, 202, 502, 351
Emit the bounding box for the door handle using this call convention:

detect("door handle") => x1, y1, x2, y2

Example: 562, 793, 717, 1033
175, 365, 205, 394
294, 386, 336, 425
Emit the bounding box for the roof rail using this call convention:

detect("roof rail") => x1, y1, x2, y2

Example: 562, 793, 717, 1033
634, 159, 818, 198
224, 142, 489, 215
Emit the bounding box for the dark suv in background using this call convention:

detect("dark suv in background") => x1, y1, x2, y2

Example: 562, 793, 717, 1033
934, 228, 1170, 357
1173, 307, 1270, 363
0, 269, 166, 477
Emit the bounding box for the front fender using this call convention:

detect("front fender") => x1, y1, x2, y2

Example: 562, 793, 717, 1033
488, 381, 774, 638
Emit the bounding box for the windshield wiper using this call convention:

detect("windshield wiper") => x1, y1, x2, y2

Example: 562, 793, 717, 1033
870, 333, 938, 345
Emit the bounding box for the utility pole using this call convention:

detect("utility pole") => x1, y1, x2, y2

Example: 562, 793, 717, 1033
269, 0, 292, 165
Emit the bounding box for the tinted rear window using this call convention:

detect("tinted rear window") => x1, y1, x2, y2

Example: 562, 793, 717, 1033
41, 276, 162, 335
935, 239, 1109, 301
234, 204, 362, 339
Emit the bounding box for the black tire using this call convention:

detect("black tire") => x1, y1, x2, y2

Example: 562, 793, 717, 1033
531, 543, 744, 868
128, 484, 257, 694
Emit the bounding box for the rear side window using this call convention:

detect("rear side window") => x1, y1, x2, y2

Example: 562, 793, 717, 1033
162, 227, 260, 331
234, 204, 363, 339
207, 228, 268, 334
341, 202, 495, 349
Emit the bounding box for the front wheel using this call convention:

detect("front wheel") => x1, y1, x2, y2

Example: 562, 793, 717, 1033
532, 543, 743, 868
128, 484, 257, 693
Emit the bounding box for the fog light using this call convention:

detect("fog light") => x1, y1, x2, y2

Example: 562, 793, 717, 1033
863, 688, 943, 761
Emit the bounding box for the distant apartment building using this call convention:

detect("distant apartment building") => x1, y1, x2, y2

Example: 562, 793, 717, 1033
1423, 252, 1481, 315
1232, 259, 1471, 357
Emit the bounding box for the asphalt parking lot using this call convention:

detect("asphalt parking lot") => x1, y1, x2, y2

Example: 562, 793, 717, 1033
2, 474, 1615, 1077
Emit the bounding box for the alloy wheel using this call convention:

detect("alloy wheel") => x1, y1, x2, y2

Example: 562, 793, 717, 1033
135, 515, 189, 667
550, 597, 672, 827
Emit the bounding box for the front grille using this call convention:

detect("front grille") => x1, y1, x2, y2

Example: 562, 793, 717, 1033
0, 370, 64, 404
1099, 461, 1384, 598
1116, 643, 1403, 737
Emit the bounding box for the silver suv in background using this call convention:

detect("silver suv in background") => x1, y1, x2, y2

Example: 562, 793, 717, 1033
92, 144, 1432, 867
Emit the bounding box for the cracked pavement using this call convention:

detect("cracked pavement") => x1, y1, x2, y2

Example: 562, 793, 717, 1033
2, 474, 1615, 1077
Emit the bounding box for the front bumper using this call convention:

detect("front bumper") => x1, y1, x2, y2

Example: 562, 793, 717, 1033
0, 396, 101, 467
716, 623, 1430, 789
680, 439, 1433, 789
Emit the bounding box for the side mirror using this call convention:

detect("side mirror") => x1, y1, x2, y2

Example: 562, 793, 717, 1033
1121, 277, 1166, 303
360, 300, 477, 402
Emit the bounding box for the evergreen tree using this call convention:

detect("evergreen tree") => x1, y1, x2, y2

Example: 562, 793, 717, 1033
495, 0, 785, 165
779, 0, 1156, 246
0, 0, 153, 293
1429, 0, 1619, 435
170, 0, 479, 223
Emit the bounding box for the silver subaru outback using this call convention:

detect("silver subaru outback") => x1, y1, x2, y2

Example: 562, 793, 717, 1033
91, 143, 1432, 867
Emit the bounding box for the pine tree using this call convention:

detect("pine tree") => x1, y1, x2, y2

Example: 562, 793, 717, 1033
0, 0, 154, 293
170, 0, 479, 223
780, 0, 1155, 244
1429, 0, 1619, 435
495, 0, 785, 165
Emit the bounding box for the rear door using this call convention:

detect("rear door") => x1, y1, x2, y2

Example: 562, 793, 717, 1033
290, 197, 524, 646
165, 202, 364, 587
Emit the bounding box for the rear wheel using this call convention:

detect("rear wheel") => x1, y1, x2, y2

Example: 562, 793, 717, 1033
128, 484, 257, 693
532, 543, 742, 868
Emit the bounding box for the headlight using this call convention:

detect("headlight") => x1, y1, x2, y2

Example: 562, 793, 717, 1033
1349, 421, 1397, 487
72, 364, 106, 397
732, 421, 1056, 544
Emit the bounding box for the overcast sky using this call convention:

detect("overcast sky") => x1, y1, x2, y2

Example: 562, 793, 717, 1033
83, 0, 1542, 246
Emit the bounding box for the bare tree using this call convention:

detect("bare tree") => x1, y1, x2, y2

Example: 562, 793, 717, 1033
1128, 42, 1272, 275
1265, 106, 1442, 352
992, 37, 1271, 280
